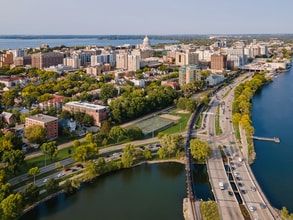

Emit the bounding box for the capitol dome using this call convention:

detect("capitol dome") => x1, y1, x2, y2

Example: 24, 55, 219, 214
142, 35, 152, 50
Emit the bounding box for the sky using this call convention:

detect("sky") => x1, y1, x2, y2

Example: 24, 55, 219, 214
2, 0, 293, 35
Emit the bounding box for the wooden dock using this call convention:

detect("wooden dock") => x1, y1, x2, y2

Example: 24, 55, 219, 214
251, 136, 280, 143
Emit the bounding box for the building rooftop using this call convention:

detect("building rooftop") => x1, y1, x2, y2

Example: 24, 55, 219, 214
26, 114, 58, 123
65, 101, 106, 111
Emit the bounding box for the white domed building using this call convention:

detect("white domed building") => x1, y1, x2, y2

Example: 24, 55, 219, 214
141, 35, 152, 50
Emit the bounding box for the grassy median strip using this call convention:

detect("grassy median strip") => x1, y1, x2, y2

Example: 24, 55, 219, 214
215, 106, 223, 135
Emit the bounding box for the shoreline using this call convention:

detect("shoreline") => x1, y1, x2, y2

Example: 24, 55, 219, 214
20, 158, 185, 218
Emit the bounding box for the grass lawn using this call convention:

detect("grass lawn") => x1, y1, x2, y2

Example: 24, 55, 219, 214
159, 111, 191, 135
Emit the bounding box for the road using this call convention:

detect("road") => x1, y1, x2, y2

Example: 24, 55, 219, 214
196, 73, 278, 220
9, 137, 160, 191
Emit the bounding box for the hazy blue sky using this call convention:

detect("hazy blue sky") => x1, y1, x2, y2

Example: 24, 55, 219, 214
2, 0, 293, 35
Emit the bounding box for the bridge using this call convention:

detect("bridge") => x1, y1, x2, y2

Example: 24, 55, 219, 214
184, 104, 204, 220
251, 136, 280, 143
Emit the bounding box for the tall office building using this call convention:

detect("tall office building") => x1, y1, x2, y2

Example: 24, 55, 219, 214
179, 65, 201, 86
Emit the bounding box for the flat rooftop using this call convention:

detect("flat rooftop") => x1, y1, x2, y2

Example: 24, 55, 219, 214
65, 101, 106, 111
26, 114, 58, 123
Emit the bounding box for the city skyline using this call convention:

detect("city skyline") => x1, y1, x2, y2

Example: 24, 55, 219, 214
2, 0, 293, 35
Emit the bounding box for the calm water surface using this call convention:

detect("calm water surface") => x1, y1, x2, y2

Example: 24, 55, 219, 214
251, 67, 293, 212
0, 38, 176, 50
21, 163, 186, 220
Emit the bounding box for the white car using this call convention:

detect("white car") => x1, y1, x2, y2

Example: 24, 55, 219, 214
57, 173, 65, 178
43, 178, 48, 183
248, 205, 256, 212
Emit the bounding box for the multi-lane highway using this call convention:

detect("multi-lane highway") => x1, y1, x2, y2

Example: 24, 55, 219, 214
194, 73, 279, 220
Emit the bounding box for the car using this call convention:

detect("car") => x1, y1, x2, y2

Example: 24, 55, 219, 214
77, 164, 84, 168
236, 176, 241, 181
228, 191, 233, 196
219, 182, 225, 190
57, 172, 65, 178
260, 202, 267, 209
240, 189, 246, 194
251, 186, 256, 191
43, 178, 48, 183
248, 205, 256, 212
238, 182, 244, 187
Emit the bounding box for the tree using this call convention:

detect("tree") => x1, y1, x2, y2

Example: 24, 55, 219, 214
127, 127, 144, 140
2, 150, 25, 174
28, 167, 40, 184
121, 144, 135, 168
73, 143, 99, 163
109, 126, 126, 144
99, 84, 118, 104
281, 206, 289, 218
73, 140, 80, 148
60, 110, 71, 120
82, 114, 94, 126
0, 182, 12, 202
22, 183, 40, 205
0, 193, 23, 220
25, 125, 46, 144
190, 138, 212, 162
2, 90, 17, 107
84, 160, 98, 181
45, 178, 59, 194
159, 134, 184, 158
85, 133, 93, 144
143, 148, 152, 159
41, 141, 58, 163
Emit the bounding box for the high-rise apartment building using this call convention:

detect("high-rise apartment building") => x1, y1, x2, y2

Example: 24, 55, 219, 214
0, 52, 13, 67
127, 55, 140, 71
91, 54, 114, 66
211, 54, 227, 72
116, 53, 128, 69
179, 65, 201, 86
31, 52, 64, 69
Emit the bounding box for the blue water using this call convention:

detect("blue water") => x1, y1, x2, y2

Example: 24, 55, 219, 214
0, 38, 176, 50
251, 68, 293, 213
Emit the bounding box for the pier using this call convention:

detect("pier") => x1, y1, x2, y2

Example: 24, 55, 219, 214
251, 136, 280, 143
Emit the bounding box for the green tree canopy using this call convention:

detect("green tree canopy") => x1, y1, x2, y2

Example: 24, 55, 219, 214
28, 167, 40, 184
190, 138, 212, 162
121, 144, 135, 168
0, 193, 23, 220
2, 149, 25, 174
109, 126, 126, 144
99, 84, 118, 104
41, 141, 58, 161
25, 125, 46, 144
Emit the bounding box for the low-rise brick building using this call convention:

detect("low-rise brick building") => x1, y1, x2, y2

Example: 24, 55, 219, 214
62, 101, 107, 127
25, 114, 58, 140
